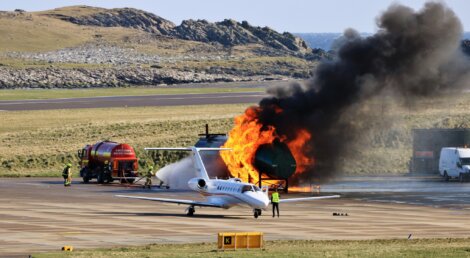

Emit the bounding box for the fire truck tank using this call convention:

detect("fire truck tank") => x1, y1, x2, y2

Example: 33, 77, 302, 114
90, 141, 137, 162
79, 141, 139, 184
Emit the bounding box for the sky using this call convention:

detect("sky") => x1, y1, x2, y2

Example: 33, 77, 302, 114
1, 0, 469, 33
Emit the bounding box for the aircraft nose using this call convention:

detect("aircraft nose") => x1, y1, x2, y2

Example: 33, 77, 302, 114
259, 193, 270, 208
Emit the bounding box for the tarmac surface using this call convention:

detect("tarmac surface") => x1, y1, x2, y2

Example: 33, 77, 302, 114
1, 176, 470, 256
0, 92, 268, 111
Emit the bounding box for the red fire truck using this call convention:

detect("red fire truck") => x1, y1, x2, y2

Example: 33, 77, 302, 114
78, 141, 139, 184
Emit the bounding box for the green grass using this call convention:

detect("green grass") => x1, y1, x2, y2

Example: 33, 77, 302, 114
33, 238, 470, 258
0, 104, 248, 176
36, 5, 107, 17
0, 87, 263, 101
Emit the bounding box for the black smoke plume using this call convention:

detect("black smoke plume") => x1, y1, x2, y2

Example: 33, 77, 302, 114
255, 2, 470, 180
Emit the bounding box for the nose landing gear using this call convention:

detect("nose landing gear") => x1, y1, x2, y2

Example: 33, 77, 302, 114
253, 209, 262, 218
186, 206, 195, 216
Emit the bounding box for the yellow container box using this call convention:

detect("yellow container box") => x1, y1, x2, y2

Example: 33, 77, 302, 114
62, 246, 74, 251
218, 232, 263, 250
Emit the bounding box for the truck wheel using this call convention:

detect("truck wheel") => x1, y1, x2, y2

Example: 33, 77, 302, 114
444, 171, 449, 182
97, 172, 104, 184
459, 173, 465, 183
83, 176, 90, 183
104, 174, 112, 184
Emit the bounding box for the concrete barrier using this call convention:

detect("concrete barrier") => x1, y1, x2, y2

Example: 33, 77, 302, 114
217, 232, 263, 250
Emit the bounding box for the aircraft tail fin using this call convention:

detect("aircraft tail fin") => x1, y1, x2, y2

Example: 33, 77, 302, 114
145, 147, 231, 180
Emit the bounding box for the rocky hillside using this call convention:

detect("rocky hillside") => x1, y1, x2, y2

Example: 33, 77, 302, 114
0, 6, 319, 88
173, 19, 308, 52
42, 6, 175, 35
40, 6, 309, 53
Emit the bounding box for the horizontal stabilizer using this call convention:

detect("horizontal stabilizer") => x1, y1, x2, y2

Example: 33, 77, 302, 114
144, 146, 231, 180
145, 147, 192, 151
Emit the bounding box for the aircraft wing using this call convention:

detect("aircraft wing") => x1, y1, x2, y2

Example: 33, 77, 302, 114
115, 195, 224, 208
277, 195, 340, 203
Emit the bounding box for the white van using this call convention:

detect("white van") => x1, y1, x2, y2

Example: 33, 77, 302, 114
439, 147, 470, 182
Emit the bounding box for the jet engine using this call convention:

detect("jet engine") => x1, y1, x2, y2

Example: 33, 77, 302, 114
188, 177, 207, 191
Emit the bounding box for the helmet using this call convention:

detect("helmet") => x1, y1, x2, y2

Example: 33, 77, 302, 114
67, 163, 72, 167
149, 166, 153, 170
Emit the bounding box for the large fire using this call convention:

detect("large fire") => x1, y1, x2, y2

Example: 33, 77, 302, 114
221, 106, 313, 184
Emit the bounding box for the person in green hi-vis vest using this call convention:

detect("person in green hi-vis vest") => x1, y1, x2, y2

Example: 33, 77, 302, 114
62, 163, 72, 187
271, 188, 280, 217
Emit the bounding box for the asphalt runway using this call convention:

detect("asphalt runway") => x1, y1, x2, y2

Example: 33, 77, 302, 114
0, 92, 268, 111
321, 176, 470, 209
1, 176, 470, 256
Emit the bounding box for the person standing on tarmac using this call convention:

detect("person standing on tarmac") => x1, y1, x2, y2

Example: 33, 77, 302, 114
62, 163, 72, 187
271, 188, 280, 217
144, 166, 154, 189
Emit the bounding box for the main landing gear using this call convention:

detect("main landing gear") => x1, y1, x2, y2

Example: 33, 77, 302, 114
186, 206, 195, 216
253, 209, 262, 218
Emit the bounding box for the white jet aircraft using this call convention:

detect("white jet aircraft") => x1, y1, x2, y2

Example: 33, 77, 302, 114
116, 147, 340, 218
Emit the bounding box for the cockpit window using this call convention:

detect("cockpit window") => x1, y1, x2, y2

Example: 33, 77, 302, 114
241, 185, 261, 192
241, 185, 253, 193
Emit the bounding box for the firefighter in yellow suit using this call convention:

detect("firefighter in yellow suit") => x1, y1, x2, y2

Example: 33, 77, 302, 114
63, 163, 72, 187
144, 166, 154, 189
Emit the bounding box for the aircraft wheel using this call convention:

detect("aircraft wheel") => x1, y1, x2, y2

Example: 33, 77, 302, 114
186, 206, 195, 216
253, 209, 261, 218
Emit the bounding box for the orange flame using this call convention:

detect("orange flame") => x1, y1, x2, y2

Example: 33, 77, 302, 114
221, 106, 313, 184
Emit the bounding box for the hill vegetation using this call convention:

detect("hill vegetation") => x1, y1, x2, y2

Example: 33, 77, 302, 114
0, 6, 322, 88
39, 6, 309, 52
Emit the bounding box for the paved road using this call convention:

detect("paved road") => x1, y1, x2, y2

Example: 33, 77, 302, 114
1, 177, 470, 255
0, 92, 268, 111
